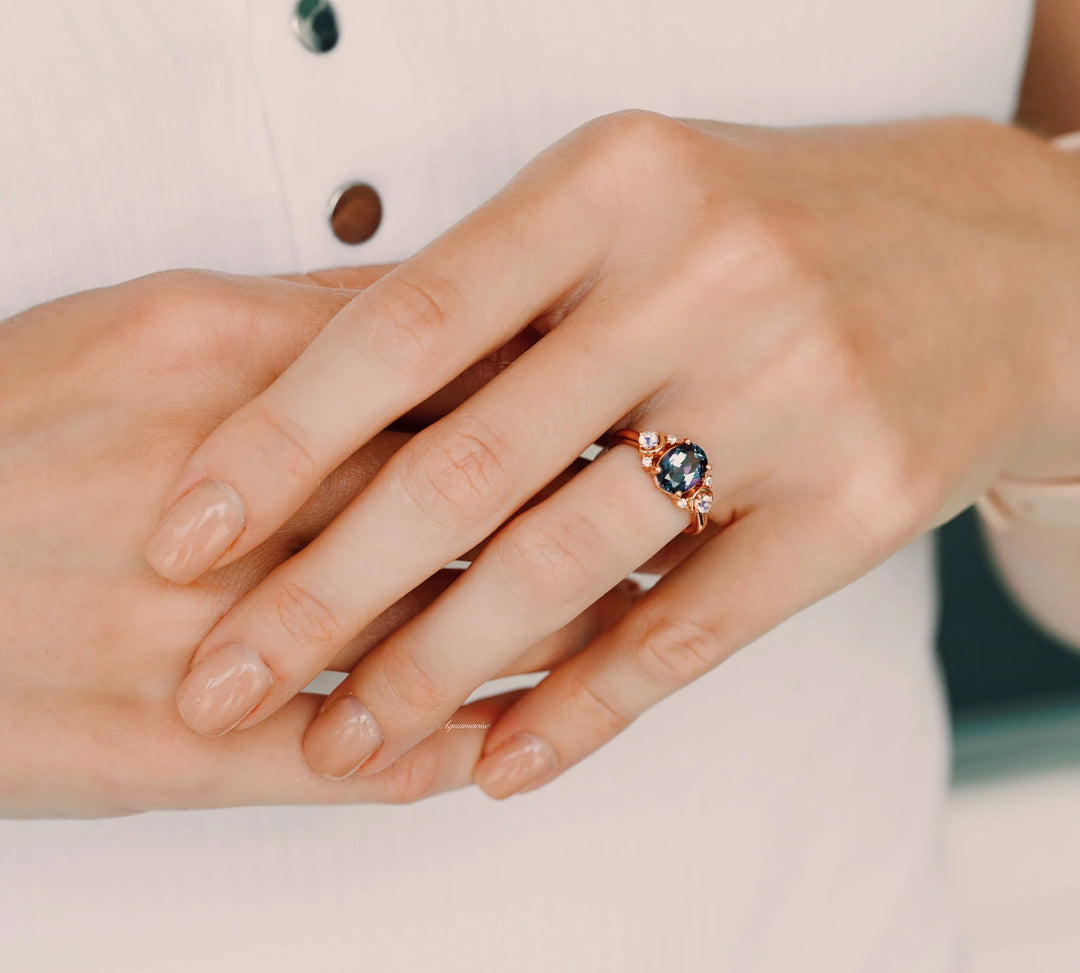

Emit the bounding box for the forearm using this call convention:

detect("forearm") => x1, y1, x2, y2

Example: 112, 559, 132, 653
972, 130, 1080, 651
970, 0, 1080, 651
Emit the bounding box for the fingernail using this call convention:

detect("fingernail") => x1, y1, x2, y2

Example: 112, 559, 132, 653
473, 732, 557, 799
146, 481, 245, 583
303, 695, 384, 780
177, 642, 274, 737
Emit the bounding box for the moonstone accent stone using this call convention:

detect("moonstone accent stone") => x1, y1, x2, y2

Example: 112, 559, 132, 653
693, 492, 713, 513
655, 442, 708, 495
639, 430, 660, 450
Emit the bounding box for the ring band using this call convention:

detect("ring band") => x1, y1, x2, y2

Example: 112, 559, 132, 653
607, 428, 713, 535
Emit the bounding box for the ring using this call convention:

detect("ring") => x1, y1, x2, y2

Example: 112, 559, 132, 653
607, 428, 713, 535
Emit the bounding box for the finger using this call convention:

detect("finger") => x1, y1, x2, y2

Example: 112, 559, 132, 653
144, 690, 523, 809
179, 294, 662, 736
190, 271, 531, 432
471, 496, 897, 799
197, 430, 413, 600
298, 444, 715, 779
279, 265, 543, 430
491, 577, 644, 678
198, 565, 639, 688
139, 273, 361, 408
394, 326, 543, 429
324, 569, 462, 670
210, 559, 464, 673
302, 449, 592, 672
286, 443, 589, 563
145, 141, 614, 582
328, 568, 640, 678
633, 520, 719, 575
280, 442, 591, 671
214, 438, 593, 675
275, 264, 398, 289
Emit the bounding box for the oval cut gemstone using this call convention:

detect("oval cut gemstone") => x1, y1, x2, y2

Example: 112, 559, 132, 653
655, 442, 708, 495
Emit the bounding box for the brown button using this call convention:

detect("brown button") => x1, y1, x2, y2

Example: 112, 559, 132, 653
328, 183, 382, 245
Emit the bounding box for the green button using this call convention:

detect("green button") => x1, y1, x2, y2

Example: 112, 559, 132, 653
292, 0, 339, 54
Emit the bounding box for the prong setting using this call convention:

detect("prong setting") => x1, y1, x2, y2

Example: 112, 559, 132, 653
608, 428, 714, 536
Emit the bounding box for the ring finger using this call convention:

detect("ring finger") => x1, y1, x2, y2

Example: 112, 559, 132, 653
174, 299, 662, 736
300, 435, 732, 779
324, 570, 644, 677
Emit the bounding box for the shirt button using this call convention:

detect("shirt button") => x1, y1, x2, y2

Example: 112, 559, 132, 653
292, 0, 339, 54
328, 183, 383, 245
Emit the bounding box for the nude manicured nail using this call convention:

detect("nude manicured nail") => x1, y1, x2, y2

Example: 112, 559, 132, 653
145, 481, 245, 583
177, 642, 274, 737
304, 695, 384, 780
473, 732, 557, 799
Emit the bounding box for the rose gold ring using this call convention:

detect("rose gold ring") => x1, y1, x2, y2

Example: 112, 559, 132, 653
607, 428, 713, 535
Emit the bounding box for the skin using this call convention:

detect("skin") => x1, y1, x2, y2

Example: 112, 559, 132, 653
0, 268, 640, 817
9, 0, 1080, 814
976, 0, 1080, 647
147, 85, 1080, 797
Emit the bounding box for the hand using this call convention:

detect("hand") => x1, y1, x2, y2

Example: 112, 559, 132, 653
148, 111, 1080, 796
2, 267, 609, 817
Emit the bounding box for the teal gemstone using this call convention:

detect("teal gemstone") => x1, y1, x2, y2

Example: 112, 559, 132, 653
656, 442, 707, 495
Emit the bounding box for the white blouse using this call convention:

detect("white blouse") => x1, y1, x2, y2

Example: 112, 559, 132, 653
0, 1, 1033, 970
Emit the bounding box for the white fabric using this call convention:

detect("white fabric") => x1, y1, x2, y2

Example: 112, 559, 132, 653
0, 1, 1033, 970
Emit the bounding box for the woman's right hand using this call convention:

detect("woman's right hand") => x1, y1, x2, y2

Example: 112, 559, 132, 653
0, 269, 628, 818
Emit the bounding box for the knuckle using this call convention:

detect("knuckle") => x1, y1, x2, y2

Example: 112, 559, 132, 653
380, 647, 457, 719
398, 417, 512, 534
243, 400, 320, 481
273, 580, 344, 648
123, 270, 212, 338
362, 271, 464, 378
784, 322, 863, 408
122, 269, 249, 370
836, 441, 935, 555
670, 225, 759, 302
562, 673, 630, 737
496, 510, 600, 610
628, 611, 723, 689
585, 108, 689, 166
577, 109, 694, 203
135, 268, 220, 307
720, 203, 828, 297
378, 746, 441, 805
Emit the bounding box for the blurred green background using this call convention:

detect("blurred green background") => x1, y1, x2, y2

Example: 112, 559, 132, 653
937, 509, 1080, 781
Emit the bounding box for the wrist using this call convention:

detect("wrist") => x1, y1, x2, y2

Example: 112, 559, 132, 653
978, 128, 1080, 526
1010, 128, 1080, 478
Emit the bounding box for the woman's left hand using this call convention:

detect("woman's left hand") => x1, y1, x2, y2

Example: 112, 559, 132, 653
146, 111, 1080, 795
